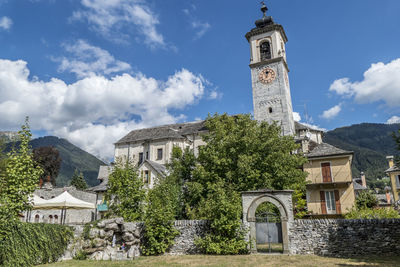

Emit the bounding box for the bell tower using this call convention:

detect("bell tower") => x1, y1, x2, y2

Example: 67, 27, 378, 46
246, 2, 295, 136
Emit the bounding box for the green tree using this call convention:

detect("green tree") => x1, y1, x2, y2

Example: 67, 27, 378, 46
70, 169, 88, 190
33, 146, 61, 186
166, 113, 308, 254
104, 158, 145, 221
355, 190, 378, 209
0, 118, 43, 236
142, 175, 180, 255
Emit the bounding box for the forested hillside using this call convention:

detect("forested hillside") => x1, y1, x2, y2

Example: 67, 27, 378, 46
323, 123, 400, 188
5, 136, 105, 187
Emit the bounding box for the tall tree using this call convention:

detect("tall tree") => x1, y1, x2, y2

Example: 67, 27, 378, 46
33, 146, 61, 186
70, 169, 88, 190
105, 158, 146, 221
0, 118, 43, 236
160, 113, 308, 254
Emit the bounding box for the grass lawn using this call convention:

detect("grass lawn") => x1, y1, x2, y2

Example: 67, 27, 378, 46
38, 255, 400, 267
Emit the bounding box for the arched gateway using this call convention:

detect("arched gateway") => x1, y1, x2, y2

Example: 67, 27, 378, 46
242, 189, 294, 254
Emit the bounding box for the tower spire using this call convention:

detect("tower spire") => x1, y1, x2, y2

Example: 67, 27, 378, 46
260, 1, 268, 17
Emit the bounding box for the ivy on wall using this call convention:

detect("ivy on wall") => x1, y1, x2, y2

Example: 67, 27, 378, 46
0, 222, 73, 267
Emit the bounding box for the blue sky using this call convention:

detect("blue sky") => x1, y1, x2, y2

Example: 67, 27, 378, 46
0, 0, 400, 159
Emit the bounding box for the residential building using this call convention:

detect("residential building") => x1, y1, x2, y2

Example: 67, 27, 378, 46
385, 156, 400, 203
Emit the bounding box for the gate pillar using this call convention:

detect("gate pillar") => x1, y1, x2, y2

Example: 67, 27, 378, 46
241, 189, 294, 254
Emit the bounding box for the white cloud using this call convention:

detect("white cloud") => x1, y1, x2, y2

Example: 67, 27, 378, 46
320, 104, 342, 120
0, 59, 206, 160
329, 58, 400, 107
191, 21, 211, 39
293, 112, 301, 122
71, 0, 165, 47
53, 40, 131, 78
387, 116, 400, 124
0, 16, 12, 30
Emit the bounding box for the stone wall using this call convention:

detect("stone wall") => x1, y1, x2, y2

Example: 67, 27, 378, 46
64, 218, 209, 261
290, 219, 400, 256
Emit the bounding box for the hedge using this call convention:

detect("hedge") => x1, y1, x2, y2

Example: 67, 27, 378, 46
0, 222, 73, 266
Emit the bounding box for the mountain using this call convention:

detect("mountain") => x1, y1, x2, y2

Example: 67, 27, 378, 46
6, 136, 105, 187
323, 123, 400, 188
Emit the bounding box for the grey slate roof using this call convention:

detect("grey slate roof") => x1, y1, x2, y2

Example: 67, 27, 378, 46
353, 181, 368, 190
385, 165, 400, 173
295, 121, 324, 132
144, 160, 167, 177
306, 142, 353, 158
115, 120, 207, 144
88, 178, 108, 192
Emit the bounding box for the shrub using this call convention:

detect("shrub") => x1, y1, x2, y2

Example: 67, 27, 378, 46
345, 207, 400, 219
355, 191, 378, 209
0, 222, 73, 267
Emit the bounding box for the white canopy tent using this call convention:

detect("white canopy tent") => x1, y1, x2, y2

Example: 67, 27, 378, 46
32, 191, 95, 224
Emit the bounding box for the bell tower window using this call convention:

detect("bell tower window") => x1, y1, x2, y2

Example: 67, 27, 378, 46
260, 41, 271, 61
268, 107, 273, 113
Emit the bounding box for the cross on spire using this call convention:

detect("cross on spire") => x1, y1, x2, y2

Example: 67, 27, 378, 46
260, 1, 268, 17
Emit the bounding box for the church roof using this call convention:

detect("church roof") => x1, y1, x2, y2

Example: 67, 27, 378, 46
115, 120, 207, 144
295, 121, 324, 133
143, 160, 167, 177
306, 142, 353, 159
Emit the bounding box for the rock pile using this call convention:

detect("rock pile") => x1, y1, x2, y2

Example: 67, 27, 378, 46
82, 218, 142, 260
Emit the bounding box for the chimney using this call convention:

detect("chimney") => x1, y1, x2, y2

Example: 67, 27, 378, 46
387, 156, 394, 168
385, 186, 392, 204
360, 172, 367, 188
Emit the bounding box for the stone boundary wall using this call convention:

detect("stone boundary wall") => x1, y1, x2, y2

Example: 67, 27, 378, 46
169, 220, 210, 255
63, 218, 210, 261
290, 219, 400, 256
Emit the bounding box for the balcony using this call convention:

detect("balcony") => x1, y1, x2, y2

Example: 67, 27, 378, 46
306, 181, 352, 190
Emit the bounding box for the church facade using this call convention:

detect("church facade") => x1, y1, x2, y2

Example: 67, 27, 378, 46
93, 3, 355, 217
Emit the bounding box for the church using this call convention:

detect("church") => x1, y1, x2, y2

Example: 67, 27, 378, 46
92, 3, 355, 217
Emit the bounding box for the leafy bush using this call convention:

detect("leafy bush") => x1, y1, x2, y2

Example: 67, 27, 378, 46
195, 181, 248, 255
142, 177, 180, 255
355, 190, 378, 209
0, 222, 73, 267
105, 157, 146, 221
345, 207, 400, 219
73, 250, 87, 260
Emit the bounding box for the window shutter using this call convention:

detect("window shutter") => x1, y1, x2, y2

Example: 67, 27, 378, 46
320, 191, 327, 214
321, 163, 332, 183
334, 190, 341, 214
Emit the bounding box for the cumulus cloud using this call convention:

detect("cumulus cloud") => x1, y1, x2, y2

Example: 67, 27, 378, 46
329, 58, 400, 107
71, 0, 165, 47
0, 59, 206, 160
320, 104, 342, 120
0, 16, 12, 30
53, 40, 131, 78
192, 21, 211, 39
183, 6, 210, 40
387, 115, 400, 124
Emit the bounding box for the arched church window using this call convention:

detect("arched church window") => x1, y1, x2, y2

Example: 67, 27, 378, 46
260, 41, 271, 61
49, 215, 53, 224
54, 215, 59, 224
269, 107, 273, 113
35, 214, 40, 223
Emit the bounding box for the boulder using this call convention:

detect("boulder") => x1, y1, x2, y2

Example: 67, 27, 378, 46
122, 232, 135, 242
105, 230, 114, 240
127, 245, 140, 258
105, 222, 119, 231
115, 217, 124, 224
99, 229, 106, 238
93, 238, 106, 248
89, 228, 100, 239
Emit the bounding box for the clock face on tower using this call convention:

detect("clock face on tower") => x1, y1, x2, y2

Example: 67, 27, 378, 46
258, 67, 276, 84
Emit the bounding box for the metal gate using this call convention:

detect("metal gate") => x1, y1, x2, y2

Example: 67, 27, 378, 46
256, 212, 282, 253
